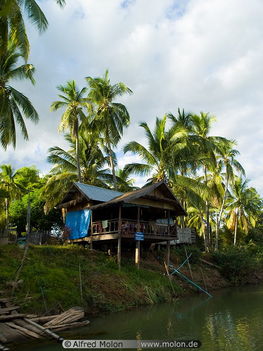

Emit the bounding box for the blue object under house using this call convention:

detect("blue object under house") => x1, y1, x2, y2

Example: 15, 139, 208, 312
65, 209, 91, 240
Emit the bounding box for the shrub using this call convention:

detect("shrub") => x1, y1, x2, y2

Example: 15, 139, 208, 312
213, 246, 257, 284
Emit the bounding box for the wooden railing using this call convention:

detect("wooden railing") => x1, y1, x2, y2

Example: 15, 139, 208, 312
92, 219, 119, 234
92, 218, 177, 238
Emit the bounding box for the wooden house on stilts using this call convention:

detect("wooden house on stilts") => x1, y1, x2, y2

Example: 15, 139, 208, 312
56, 181, 187, 267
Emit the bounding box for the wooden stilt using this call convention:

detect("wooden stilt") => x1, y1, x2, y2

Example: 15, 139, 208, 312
135, 241, 140, 268
90, 210, 93, 250
166, 240, 170, 267
135, 207, 141, 269
117, 205, 122, 269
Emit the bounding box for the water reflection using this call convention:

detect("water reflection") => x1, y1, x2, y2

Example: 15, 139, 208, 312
19, 285, 263, 351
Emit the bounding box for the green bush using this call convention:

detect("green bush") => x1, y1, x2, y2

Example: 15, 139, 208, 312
213, 246, 258, 284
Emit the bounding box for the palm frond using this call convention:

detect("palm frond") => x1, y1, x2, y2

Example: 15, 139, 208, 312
24, 0, 48, 32
9, 87, 38, 121
123, 141, 157, 166
124, 163, 152, 176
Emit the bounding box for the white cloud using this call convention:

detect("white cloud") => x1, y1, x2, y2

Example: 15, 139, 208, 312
2, 0, 263, 194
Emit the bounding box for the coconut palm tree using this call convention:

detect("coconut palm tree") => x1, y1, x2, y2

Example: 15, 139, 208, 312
186, 205, 206, 242
123, 115, 177, 182
167, 108, 193, 134
190, 112, 231, 251
86, 70, 132, 188
226, 178, 262, 245
115, 168, 136, 192
0, 0, 65, 60
214, 143, 245, 250
0, 164, 23, 231
124, 115, 208, 221
0, 42, 38, 148
51, 80, 88, 182
43, 133, 113, 212
124, 114, 203, 183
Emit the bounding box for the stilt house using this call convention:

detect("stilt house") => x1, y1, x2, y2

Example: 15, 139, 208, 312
57, 181, 187, 266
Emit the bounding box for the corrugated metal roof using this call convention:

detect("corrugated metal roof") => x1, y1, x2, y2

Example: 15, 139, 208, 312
74, 182, 123, 202
91, 181, 187, 216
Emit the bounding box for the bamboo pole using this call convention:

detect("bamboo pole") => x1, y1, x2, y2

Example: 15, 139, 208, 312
117, 205, 122, 269
40, 286, 48, 314
0, 314, 36, 322
79, 263, 83, 304
184, 247, 193, 280
12, 245, 29, 296
164, 261, 176, 295
200, 266, 208, 292
5, 322, 41, 339
24, 319, 63, 342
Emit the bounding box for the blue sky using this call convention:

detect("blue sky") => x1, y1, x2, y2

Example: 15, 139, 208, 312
1, 0, 263, 192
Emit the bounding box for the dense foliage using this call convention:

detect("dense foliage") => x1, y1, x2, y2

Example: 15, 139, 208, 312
0, 0, 262, 254
213, 245, 263, 284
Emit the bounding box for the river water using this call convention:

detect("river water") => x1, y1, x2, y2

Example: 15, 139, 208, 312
19, 284, 263, 351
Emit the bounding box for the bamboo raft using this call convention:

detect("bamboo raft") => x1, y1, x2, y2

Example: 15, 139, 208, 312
0, 293, 90, 349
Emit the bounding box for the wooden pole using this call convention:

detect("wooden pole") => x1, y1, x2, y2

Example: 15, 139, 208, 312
117, 205, 122, 269
164, 261, 176, 295
79, 263, 83, 304
90, 210, 93, 250
135, 207, 141, 269
40, 286, 48, 314
185, 246, 193, 280
135, 241, 140, 268
166, 240, 170, 267
12, 245, 29, 296
200, 266, 208, 292
26, 196, 31, 244
24, 318, 63, 342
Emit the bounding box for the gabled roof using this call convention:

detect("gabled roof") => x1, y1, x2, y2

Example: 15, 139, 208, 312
91, 181, 187, 216
73, 182, 123, 202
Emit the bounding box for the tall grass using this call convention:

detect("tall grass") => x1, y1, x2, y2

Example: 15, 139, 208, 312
0, 245, 181, 315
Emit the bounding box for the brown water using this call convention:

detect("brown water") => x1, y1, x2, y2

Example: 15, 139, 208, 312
18, 284, 263, 351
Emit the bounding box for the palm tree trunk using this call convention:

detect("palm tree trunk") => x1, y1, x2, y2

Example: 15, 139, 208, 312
107, 142, 117, 189
206, 203, 211, 251
5, 197, 9, 234
75, 123, 82, 182
215, 177, 229, 251
215, 213, 219, 251
204, 166, 210, 252
233, 210, 238, 245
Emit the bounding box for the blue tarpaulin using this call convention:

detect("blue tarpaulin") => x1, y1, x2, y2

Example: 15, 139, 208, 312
65, 209, 91, 240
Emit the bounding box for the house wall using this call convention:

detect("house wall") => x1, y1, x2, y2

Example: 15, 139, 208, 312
129, 198, 176, 211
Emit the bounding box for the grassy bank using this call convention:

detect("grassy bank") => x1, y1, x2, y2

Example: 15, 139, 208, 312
1, 244, 263, 317
0, 245, 183, 316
